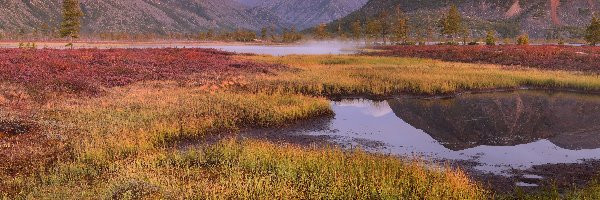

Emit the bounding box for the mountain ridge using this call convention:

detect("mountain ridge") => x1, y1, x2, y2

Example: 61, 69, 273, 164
0, 0, 367, 36
329, 0, 600, 39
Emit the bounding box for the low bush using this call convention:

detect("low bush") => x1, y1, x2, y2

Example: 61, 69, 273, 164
370, 45, 600, 73
0, 48, 285, 100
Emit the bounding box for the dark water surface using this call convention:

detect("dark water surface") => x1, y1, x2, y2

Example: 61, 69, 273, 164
301, 90, 600, 177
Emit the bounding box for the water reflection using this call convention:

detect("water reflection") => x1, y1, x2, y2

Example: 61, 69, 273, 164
391, 91, 600, 151
304, 91, 600, 174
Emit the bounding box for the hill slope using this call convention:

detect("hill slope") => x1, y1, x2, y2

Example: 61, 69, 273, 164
329, 0, 600, 39
244, 0, 369, 30
0, 0, 366, 36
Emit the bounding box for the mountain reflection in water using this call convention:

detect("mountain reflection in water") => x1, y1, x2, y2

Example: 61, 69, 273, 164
390, 91, 600, 151
304, 91, 600, 174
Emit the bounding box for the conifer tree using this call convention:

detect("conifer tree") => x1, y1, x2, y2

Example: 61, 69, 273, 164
206, 29, 214, 40
585, 14, 600, 46
351, 20, 362, 42
440, 5, 463, 42
378, 11, 390, 44
393, 7, 409, 44
485, 30, 497, 46
337, 23, 346, 39
314, 23, 329, 40
366, 19, 382, 45
261, 27, 268, 40
60, 0, 83, 49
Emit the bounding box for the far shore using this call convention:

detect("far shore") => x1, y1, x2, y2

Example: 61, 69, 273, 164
0, 40, 303, 49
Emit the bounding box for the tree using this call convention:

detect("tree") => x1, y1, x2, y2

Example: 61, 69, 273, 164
378, 11, 391, 44
517, 34, 529, 45
314, 23, 329, 40
269, 25, 277, 41
350, 20, 362, 42
283, 26, 302, 43
60, 0, 83, 49
585, 15, 600, 46
485, 30, 497, 46
206, 29, 214, 40
366, 19, 382, 45
40, 23, 50, 41
18, 28, 26, 40
336, 23, 347, 39
392, 7, 409, 44
461, 28, 469, 45
261, 27, 268, 40
440, 5, 463, 42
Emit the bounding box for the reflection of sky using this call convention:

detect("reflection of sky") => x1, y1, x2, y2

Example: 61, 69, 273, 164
335, 100, 392, 118
306, 100, 600, 175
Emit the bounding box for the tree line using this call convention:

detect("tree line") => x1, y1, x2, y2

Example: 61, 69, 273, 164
3, 0, 304, 45
2, 1, 600, 46
314, 5, 600, 46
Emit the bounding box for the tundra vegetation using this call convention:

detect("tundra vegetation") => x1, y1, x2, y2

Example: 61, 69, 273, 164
1, 48, 600, 199
1, 1, 600, 199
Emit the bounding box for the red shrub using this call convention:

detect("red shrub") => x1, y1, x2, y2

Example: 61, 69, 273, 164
370, 45, 600, 73
0, 48, 284, 98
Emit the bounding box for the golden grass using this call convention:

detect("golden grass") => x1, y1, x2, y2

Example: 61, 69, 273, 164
243, 55, 600, 96
8, 139, 487, 199
51, 81, 331, 162
8, 54, 600, 198
3, 80, 486, 199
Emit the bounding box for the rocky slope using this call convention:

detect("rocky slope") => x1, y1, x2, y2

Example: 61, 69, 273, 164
241, 0, 368, 30
330, 0, 600, 38
0, 0, 366, 35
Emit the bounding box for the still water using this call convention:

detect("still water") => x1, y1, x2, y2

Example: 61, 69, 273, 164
10, 42, 359, 56
302, 90, 600, 175
208, 45, 356, 56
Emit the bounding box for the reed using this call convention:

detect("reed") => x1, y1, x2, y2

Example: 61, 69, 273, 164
244, 55, 600, 97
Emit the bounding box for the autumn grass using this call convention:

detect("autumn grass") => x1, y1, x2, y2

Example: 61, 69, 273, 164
243, 55, 600, 97
52, 81, 331, 154
6, 53, 600, 199
6, 139, 487, 199
0, 80, 489, 199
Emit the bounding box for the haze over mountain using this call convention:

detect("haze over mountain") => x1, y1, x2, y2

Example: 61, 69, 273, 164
329, 0, 600, 38
238, 0, 369, 30
0, 0, 367, 35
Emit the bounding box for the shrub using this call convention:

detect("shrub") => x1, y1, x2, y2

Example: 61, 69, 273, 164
517, 34, 529, 45
0, 48, 285, 99
370, 45, 600, 73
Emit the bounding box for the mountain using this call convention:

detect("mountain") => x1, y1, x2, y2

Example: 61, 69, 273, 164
0, 0, 284, 34
329, 0, 600, 38
0, 0, 366, 35
240, 0, 369, 30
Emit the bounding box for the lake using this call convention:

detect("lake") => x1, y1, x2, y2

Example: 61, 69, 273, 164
285, 90, 600, 181
1, 41, 360, 56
